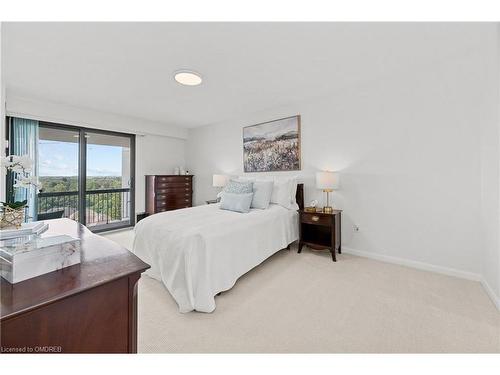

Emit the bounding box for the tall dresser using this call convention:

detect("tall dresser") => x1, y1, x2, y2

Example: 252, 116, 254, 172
145, 175, 193, 215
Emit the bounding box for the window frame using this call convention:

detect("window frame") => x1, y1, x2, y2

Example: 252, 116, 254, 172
6, 117, 136, 232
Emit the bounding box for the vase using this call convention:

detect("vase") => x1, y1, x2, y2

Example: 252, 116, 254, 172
0, 206, 26, 229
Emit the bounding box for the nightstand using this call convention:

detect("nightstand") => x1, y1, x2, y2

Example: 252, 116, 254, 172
298, 209, 342, 261
136, 212, 148, 222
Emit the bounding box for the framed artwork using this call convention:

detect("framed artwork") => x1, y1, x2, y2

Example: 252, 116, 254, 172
243, 115, 301, 172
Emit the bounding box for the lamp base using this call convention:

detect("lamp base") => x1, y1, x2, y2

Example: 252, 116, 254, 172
323, 206, 333, 214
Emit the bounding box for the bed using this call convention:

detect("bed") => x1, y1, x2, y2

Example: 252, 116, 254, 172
133, 183, 304, 313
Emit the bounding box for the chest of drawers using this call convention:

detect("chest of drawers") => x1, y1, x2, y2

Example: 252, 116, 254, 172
0, 219, 149, 353
145, 175, 193, 215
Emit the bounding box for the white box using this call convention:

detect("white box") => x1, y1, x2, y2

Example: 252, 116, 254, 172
0, 234, 81, 284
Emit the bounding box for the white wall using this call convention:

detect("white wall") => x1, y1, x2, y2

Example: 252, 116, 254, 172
187, 32, 497, 281
135, 134, 186, 213
5, 94, 187, 216
6, 93, 188, 139
480, 93, 500, 308
478, 25, 500, 309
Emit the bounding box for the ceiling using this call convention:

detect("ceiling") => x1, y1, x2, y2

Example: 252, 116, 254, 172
2, 23, 489, 128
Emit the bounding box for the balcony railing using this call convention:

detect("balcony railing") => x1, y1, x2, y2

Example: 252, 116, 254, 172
37, 188, 131, 230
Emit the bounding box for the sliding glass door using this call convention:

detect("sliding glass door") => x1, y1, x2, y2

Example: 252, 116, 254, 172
85, 130, 133, 231
36, 122, 135, 231
38, 126, 80, 222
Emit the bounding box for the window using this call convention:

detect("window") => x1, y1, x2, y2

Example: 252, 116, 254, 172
8, 118, 135, 232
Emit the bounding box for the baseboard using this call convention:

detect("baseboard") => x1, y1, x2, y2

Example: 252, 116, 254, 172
342, 246, 481, 281
342, 246, 500, 311
480, 277, 500, 311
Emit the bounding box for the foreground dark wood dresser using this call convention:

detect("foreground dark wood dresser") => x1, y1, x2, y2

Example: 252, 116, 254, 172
0, 219, 150, 354
145, 175, 193, 215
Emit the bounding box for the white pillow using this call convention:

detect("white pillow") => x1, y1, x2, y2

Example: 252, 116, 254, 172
284, 176, 299, 209
289, 178, 299, 210
236, 175, 298, 210
270, 179, 291, 208
251, 180, 274, 209
270, 177, 298, 210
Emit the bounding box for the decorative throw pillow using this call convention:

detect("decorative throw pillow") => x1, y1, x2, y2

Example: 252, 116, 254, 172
250, 180, 274, 209
219, 192, 254, 213
223, 179, 254, 194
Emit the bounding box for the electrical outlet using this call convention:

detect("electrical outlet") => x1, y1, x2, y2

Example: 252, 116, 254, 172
353, 225, 360, 232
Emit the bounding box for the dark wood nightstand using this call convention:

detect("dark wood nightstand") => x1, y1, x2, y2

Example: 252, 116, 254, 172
136, 212, 148, 222
298, 209, 342, 261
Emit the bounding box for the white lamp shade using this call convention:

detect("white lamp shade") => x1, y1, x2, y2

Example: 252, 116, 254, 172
316, 171, 339, 190
213, 174, 228, 187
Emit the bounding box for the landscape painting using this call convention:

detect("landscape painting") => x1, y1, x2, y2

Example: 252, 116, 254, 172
243, 115, 301, 172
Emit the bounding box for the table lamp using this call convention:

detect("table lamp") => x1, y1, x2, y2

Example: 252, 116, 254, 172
316, 171, 339, 213
212, 174, 228, 200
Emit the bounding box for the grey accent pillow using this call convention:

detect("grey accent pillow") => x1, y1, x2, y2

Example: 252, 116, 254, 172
251, 180, 274, 209
223, 179, 254, 194
220, 192, 254, 213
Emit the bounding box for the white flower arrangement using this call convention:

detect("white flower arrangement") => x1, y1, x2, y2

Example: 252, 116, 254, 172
1, 155, 42, 210
14, 175, 41, 189
2, 155, 33, 173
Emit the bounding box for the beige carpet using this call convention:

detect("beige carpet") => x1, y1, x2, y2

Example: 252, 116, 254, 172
103, 229, 500, 353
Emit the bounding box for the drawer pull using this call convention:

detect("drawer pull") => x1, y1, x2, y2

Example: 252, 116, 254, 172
311, 216, 319, 222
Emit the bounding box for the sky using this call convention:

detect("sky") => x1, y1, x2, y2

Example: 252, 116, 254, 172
243, 116, 299, 140
39, 140, 124, 177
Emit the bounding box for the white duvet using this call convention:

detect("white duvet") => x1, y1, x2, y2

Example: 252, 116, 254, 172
132, 203, 298, 313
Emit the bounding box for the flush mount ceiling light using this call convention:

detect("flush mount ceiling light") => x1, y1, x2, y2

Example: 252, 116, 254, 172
174, 70, 202, 86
